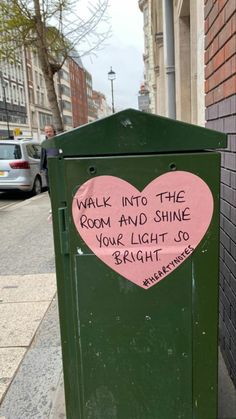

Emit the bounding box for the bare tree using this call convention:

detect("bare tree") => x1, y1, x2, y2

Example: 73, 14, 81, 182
0, 0, 110, 132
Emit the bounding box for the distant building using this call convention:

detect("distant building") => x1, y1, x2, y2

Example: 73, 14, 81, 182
138, 83, 150, 112
68, 56, 88, 127
92, 90, 110, 119
0, 53, 28, 139
56, 61, 73, 132
0, 44, 107, 138
25, 48, 53, 140
86, 70, 96, 122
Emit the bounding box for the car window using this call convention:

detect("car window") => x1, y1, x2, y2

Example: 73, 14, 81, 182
0, 144, 22, 160
33, 145, 42, 159
26, 144, 41, 159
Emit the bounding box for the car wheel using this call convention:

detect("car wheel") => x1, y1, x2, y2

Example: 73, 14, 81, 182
32, 177, 42, 195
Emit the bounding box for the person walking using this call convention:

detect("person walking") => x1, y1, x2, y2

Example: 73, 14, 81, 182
40, 125, 56, 193
40, 125, 56, 222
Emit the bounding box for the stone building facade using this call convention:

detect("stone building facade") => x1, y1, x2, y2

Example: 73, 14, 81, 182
146, 0, 205, 124
139, 0, 156, 113
0, 53, 28, 139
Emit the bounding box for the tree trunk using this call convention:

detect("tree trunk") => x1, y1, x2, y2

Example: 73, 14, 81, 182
33, 0, 64, 133
43, 73, 63, 132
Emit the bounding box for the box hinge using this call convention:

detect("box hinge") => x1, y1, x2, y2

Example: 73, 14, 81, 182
58, 207, 69, 255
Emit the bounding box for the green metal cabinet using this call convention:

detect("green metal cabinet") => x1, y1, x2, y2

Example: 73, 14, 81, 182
43, 109, 227, 419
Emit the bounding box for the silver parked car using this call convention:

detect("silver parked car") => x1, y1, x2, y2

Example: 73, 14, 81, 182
0, 138, 47, 195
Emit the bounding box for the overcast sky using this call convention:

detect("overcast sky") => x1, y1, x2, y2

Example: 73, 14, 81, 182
80, 0, 144, 111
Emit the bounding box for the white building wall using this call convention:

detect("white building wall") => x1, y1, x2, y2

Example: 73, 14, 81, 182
150, 0, 205, 125
139, 0, 156, 113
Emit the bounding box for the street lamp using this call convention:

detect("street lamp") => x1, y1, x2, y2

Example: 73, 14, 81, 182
108, 66, 116, 113
0, 70, 11, 138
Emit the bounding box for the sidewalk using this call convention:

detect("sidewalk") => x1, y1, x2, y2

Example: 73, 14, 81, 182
0, 274, 61, 419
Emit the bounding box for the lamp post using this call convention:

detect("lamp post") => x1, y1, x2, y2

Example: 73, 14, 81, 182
108, 67, 116, 113
0, 70, 10, 138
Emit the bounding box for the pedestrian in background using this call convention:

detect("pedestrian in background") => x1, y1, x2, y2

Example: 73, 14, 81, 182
40, 124, 56, 194
40, 125, 56, 222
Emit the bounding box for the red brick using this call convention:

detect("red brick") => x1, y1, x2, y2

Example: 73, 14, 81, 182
208, 36, 219, 60
232, 55, 236, 74
205, 49, 210, 65
219, 0, 228, 12
208, 75, 215, 91
206, 8, 225, 48
223, 75, 236, 97
208, 1, 220, 27
208, 59, 234, 91
205, 60, 215, 79
213, 47, 225, 70
213, 83, 224, 102
216, 7, 226, 33
224, 34, 236, 60
205, 17, 210, 34
218, 18, 232, 48
225, 0, 236, 21
205, 91, 215, 106
205, 0, 214, 19
224, 58, 233, 79
231, 12, 236, 34
205, 26, 213, 48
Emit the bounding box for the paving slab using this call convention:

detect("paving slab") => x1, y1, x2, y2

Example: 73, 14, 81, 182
0, 274, 56, 303
0, 272, 57, 407
0, 347, 62, 419
218, 350, 236, 418
0, 348, 26, 402
0, 301, 51, 347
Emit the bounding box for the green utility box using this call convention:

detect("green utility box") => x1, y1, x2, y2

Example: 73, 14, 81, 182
44, 109, 227, 419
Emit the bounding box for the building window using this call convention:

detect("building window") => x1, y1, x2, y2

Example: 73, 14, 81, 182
5, 82, 11, 102
35, 71, 39, 87
19, 86, 25, 105
39, 73, 43, 88
60, 84, 71, 97
63, 115, 72, 126
62, 100, 72, 111
41, 92, 44, 106
39, 112, 53, 129
12, 84, 18, 104
29, 87, 34, 104
17, 64, 23, 82
27, 66, 32, 82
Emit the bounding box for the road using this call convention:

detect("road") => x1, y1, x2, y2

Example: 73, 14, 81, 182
0, 191, 27, 210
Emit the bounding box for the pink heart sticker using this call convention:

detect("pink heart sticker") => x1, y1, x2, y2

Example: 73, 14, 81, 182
72, 172, 214, 289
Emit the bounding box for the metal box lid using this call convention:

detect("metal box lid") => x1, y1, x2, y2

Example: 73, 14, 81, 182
43, 108, 227, 157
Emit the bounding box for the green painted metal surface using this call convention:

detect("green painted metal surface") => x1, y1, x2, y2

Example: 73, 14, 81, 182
43, 108, 226, 156
46, 110, 227, 418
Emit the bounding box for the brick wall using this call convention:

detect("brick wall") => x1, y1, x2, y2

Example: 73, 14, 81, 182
205, 0, 236, 386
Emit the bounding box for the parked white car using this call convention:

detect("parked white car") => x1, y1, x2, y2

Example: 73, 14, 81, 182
0, 138, 47, 195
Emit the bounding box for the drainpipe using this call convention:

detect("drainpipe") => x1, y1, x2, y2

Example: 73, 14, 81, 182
163, 0, 176, 119
22, 47, 33, 137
